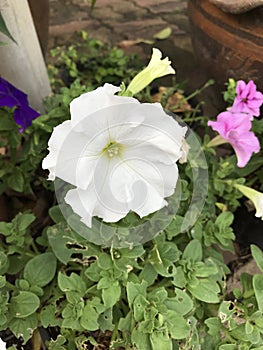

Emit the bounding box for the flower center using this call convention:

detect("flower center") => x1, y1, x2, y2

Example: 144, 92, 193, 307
102, 141, 122, 159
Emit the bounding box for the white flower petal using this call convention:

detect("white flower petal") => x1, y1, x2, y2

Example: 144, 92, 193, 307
42, 120, 72, 180
43, 122, 101, 188
43, 84, 186, 229
0, 339, 6, 350
119, 104, 186, 159
73, 102, 143, 139
70, 83, 139, 128
235, 184, 263, 220
109, 156, 178, 214
65, 157, 130, 226
65, 185, 96, 227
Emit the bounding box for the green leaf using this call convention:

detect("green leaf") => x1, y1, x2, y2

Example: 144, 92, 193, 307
240, 273, 254, 299
47, 224, 74, 264
205, 317, 221, 337
139, 263, 158, 286
58, 272, 86, 294
246, 326, 261, 344
0, 114, 17, 130
193, 260, 218, 277
219, 345, 237, 350
97, 276, 112, 290
245, 319, 254, 334
149, 238, 180, 277
98, 308, 114, 332
7, 167, 24, 192
47, 335, 67, 350
0, 222, 11, 236
164, 288, 193, 316
253, 274, 263, 312
40, 304, 60, 328
234, 156, 263, 177
182, 239, 202, 262
166, 310, 190, 339
80, 304, 99, 330
9, 314, 37, 343
47, 223, 100, 264
0, 12, 17, 43
13, 212, 35, 232
165, 215, 185, 239
153, 27, 172, 40
251, 244, 263, 272
24, 252, 57, 287
0, 275, 6, 288
172, 266, 186, 288
102, 283, 121, 308
188, 278, 220, 303
215, 212, 234, 230
150, 330, 172, 350
0, 251, 9, 274
97, 253, 113, 270
251, 311, 263, 329
133, 294, 149, 322
132, 328, 151, 350
10, 291, 40, 318
48, 205, 66, 224
127, 281, 148, 307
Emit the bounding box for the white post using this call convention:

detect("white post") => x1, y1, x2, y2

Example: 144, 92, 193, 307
0, 0, 51, 112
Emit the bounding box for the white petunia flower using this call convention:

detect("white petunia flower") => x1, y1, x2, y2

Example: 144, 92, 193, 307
43, 83, 186, 227
0, 338, 6, 350
127, 48, 175, 96
235, 184, 263, 220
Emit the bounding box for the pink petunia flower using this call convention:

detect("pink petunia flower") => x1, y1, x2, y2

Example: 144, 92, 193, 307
230, 80, 263, 117
208, 111, 260, 167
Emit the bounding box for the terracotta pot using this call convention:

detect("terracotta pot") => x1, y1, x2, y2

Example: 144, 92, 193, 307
187, 0, 263, 97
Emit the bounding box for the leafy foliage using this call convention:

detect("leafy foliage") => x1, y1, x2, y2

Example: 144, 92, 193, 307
0, 41, 263, 350
48, 32, 143, 92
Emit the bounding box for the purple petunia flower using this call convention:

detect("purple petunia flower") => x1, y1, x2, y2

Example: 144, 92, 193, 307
0, 77, 40, 132
229, 80, 263, 117
208, 111, 260, 167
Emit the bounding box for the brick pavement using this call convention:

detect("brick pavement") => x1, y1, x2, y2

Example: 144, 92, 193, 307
49, 0, 191, 51
48, 0, 216, 113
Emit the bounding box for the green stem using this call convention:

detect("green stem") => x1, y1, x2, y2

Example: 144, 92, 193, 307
110, 322, 119, 343
182, 79, 214, 103
206, 135, 228, 148
31, 239, 40, 254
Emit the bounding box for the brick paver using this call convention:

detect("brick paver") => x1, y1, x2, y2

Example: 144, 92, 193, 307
48, 0, 210, 112
49, 0, 191, 49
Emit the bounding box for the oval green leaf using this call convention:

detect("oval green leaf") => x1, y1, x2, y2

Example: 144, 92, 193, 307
24, 252, 57, 287
10, 291, 40, 318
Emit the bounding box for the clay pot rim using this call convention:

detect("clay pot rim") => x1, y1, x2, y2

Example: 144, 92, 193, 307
209, 0, 263, 14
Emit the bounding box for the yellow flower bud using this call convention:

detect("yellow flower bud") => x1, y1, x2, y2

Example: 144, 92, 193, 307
127, 48, 175, 96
